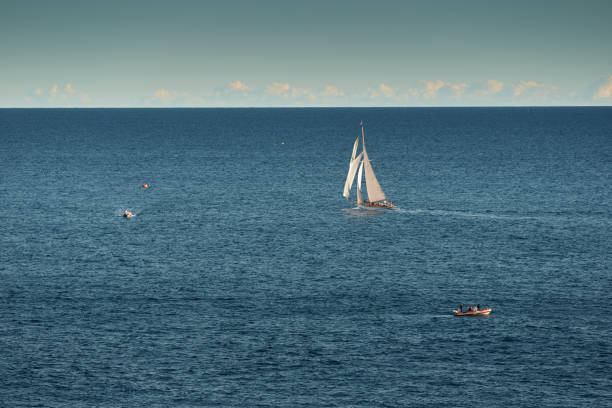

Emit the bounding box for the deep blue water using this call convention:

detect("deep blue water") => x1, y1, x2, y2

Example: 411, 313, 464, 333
1, 107, 611, 407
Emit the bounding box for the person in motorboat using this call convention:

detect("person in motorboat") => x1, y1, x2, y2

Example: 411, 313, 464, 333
123, 210, 134, 218
454, 304, 491, 316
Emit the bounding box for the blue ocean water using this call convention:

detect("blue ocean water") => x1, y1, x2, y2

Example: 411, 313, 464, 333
0, 107, 611, 407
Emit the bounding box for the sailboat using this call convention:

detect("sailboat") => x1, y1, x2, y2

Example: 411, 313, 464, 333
343, 122, 394, 209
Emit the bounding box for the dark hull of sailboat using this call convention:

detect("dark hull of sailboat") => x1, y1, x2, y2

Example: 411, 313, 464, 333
355, 201, 395, 209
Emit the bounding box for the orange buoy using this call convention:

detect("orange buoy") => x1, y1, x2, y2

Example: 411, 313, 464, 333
142, 183, 148, 188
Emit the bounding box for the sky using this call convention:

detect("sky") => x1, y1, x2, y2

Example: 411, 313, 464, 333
2, 0, 612, 107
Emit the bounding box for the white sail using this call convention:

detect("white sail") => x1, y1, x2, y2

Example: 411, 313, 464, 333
342, 135, 361, 198
363, 150, 386, 203
342, 152, 363, 198
350, 134, 359, 161
356, 160, 364, 204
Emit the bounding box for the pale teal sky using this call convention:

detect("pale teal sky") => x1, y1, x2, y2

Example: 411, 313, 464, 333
2, 0, 611, 107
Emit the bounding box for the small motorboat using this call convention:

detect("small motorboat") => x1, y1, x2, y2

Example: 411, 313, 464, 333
123, 210, 135, 218
453, 308, 491, 316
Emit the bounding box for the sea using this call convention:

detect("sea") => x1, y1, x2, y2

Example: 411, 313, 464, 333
0, 107, 611, 407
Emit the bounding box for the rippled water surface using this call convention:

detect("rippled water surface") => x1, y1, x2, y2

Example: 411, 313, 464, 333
1, 108, 611, 407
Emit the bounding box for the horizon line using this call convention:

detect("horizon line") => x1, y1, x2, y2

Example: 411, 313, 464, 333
2, 105, 611, 109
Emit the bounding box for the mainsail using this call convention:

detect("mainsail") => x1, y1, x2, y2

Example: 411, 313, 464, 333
362, 150, 386, 203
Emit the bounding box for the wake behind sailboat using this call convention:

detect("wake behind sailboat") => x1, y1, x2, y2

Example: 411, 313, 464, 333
343, 123, 394, 209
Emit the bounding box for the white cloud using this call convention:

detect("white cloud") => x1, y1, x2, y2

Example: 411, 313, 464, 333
28, 83, 92, 106
422, 80, 446, 99
291, 87, 316, 100
229, 80, 249, 91
451, 83, 468, 99
266, 82, 291, 97
265, 82, 317, 100
369, 83, 398, 99
512, 80, 543, 96
149, 88, 207, 106
366, 83, 421, 104
417, 80, 472, 101
403, 88, 421, 99
320, 85, 344, 97
153, 88, 175, 102
594, 75, 612, 99
487, 79, 504, 95
473, 80, 504, 97
379, 83, 396, 98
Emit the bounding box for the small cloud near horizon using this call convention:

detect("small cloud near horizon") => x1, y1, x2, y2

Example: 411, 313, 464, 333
487, 80, 504, 95
25, 83, 92, 106
291, 87, 316, 100
472, 80, 504, 97
320, 85, 344, 97
265, 82, 318, 101
594, 75, 612, 99
153, 88, 175, 102
451, 83, 468, 99
512, 80, 544, 96
266, 82, 291, 98
369, 83, 398, 99
229, 80, 249, 91
422, 80, 446, 99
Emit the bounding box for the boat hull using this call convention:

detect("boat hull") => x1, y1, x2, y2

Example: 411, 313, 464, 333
356, 201, 395, 209
453, 308, 491, 316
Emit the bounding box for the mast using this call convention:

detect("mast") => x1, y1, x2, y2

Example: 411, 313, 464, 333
361, 121, 366, 155
356, 160, 364, 204
358, 121, 366, 205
